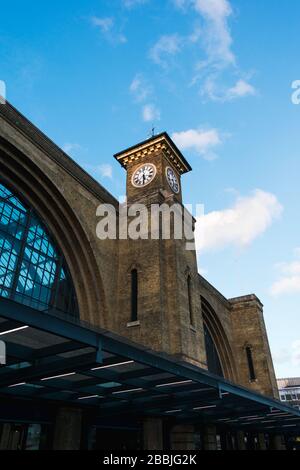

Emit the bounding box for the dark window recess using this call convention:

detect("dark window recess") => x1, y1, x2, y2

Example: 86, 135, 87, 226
0, 180, 79, 317
204, 324, 224, 377
187, 275, 194, 326
131, 269, 138, 322
246, 346, 256, 381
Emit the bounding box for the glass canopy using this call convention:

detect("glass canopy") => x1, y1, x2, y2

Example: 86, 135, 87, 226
0, 180, 79, 316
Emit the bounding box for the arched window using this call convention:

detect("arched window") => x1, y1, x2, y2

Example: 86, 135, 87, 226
245, 346, 256, 381
187, 274, 194, 326
204, 324, 224, 377
0, 180, 79, 316
131, 269, 138, 322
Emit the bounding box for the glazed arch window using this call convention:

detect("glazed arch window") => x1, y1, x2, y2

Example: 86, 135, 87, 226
131, 269, 138, 322
245, 346, 256, 381
204, 324, 224, 378
0, 180, 79, 317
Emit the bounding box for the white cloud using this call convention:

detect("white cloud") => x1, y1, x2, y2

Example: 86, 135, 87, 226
130, 74, 152, 102
97, 164, 113, 179
193, 0, 235, 66
202, 78, 257, 102
129, 74, 159, 123
84, 163, 113, 180
61, 144, 113, 180
173, 0, 234, 66
277, 261, 300, 276
226, 80, 256, 100
271, 277, 300, 297
90, 16, 127, 44
122, 0, 148, 7
62, 143, 82, 156
274, 341, 300, 368
270, 249, 300, 297
142, 104, 161, 122
172, 128, 223, 160
149, 34, 183, 66
91, 17, 114, 33
195, 190, 283, 253
172, 1, 258, 102
272, 348, 290, 365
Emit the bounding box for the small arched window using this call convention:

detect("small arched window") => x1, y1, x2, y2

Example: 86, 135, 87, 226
187, 274, 194, 326
131, 269, 138, 322
245, 346, 256, 381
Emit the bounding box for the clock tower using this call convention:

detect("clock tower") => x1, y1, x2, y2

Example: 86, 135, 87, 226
115, 132, 189, 205
114, 132, 207, 368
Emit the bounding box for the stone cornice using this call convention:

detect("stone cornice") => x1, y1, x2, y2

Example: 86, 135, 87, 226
229, 294, 264, 310
114, 132, 192, 175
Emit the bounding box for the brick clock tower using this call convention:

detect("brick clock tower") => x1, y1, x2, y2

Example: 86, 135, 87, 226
114, 133, 207, 368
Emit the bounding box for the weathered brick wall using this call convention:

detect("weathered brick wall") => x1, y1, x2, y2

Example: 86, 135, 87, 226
229, 295, 279, 398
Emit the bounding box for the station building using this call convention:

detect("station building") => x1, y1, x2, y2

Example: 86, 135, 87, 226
0, 101, 299, 450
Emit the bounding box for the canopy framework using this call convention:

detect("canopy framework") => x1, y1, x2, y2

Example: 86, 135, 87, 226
0, 297, 299, 435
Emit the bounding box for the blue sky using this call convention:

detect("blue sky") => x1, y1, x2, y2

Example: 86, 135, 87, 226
1, 0, 300, 377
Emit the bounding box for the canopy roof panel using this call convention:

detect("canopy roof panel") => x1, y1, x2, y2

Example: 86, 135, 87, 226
0, 297, 299, 434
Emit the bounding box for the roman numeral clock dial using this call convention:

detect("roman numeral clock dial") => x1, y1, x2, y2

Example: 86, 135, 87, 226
132, 164, 156, 188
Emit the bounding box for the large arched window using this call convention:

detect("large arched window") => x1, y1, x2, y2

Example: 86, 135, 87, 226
204, 324, 224, 377
0, 180, 79, 316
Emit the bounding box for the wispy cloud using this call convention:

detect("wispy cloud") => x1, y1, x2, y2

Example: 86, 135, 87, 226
226, 79, 256, 100
91, 17, 114, 33
96, 164, 113, 179
195, 189, 283, 254
129, 74, 160, 122
202, 77, 257, 102
122, 0, 148, 7
172, 0, 257, 101
270, 248, 300, 297
62, 142, 82, 156
62, 143, 112, 180
273, 341, 300, 368
84, 163, 113, 180
149, 34, 183, 67
90, 16, 127, 44
142, 104, 161, 122
130, 74, 152, 102
194, 0, 235, 67
172, 128, 224, 160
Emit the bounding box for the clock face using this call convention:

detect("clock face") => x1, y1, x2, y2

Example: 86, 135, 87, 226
132, 163, 156, 188
166, 167, 180, 194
